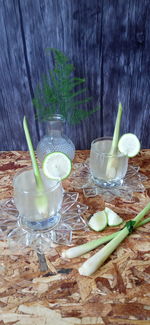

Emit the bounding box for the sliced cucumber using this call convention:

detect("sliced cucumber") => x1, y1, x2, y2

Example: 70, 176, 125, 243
88, 211, 107, 232
105, 207, 123, 226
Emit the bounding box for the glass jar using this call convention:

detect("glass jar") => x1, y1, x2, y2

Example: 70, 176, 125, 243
36, 114, 75, 162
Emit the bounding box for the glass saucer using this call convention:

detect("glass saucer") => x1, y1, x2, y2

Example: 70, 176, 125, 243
70, 159, 147, 202
0, 192, 88, 253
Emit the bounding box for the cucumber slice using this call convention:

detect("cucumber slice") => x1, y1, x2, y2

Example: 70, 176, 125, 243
88, 211, 107, 232
105, 207, 123, 226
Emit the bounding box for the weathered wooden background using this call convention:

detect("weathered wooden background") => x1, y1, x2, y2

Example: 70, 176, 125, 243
0, 0, 150, 151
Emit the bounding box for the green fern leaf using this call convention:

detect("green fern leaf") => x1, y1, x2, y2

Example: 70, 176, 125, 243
33, 48, 100, 124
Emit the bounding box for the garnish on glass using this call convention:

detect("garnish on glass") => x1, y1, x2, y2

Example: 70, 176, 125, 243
106, 102, 123, 179
23, 116, 48, 215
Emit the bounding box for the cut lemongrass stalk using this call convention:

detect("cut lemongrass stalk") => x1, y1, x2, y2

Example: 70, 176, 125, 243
79, 203, 150, 276
62, 215, 150, 259
137, 216, 150, 227
23, 116, 48, 215
62, 232, 118, 258
106, 102, 123, 179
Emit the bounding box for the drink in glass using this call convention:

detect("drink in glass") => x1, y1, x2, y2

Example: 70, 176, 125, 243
13, 167, 63, 231
90, 137, 128, 187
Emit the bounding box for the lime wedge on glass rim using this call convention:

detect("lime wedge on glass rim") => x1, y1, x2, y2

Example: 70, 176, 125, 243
42, 152, 72, 180
118, 133, 140, 158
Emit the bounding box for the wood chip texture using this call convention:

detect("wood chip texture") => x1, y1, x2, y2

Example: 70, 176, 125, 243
0, 150, 150, 325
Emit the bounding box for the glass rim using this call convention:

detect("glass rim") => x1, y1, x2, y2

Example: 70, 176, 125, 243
91, 137, 128, 158
13, 166, 61, 194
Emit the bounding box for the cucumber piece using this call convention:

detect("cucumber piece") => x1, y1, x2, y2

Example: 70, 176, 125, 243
105, 207, 123, 226
88, 211, 107, 232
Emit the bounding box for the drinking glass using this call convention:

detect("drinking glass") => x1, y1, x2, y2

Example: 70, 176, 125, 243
90, 137, 128, 187
13, 167, 63, 231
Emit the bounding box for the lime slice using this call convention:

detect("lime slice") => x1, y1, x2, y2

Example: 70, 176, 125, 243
88, 211, 107, 232
105, 207, 123, 226
118, 133, 140, 158
42, 152, 72, 180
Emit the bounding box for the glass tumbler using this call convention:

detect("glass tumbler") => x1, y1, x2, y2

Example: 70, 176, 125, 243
13, 167, 63, 231
90, 137, 128, 187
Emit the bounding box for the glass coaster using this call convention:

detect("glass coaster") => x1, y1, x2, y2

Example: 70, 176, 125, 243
7, 225, 52, 254
0, 192, 88, 252
51, 223, 72, 246
61, 192, 79, 214
70, 159, 147, 202
62, 213, 87, 231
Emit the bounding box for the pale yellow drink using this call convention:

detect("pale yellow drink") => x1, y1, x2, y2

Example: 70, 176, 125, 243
90, 137, 128, 187
13, 168, 63, 230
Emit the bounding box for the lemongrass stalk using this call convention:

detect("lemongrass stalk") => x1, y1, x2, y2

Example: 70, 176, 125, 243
62, 232, 118, 258
109, 102, 123, 154
79, 203, 150, 276
23, 116, 48, 215
23, 116, 43, 190
62, 216, 150, 259
137, 216, 150, 227
106, 102, 123, 179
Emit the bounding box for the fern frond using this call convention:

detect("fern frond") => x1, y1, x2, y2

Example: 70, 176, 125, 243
33, 48, 100, 124
70, 106, 100, 124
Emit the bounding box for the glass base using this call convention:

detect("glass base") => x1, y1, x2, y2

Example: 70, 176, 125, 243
21, 213, 61, 232
91, 175, 123, 188
70, 159, 147, 202
7, 225, 53, 253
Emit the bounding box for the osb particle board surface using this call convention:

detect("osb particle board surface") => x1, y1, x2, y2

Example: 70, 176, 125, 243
0, 150, 150, 325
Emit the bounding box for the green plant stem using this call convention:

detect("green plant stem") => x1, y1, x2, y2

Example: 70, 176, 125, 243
138, 217, 150, 226
110, 102, 123, 154
23, 117, 43, 190
23, 116, 48, 215
78, 203, 150, 276
62, 215, 150, 259
106, 102, 123, 179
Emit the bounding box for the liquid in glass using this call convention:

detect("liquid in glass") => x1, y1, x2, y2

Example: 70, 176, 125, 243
90, 137, 128, 187
13, 168, 63, 231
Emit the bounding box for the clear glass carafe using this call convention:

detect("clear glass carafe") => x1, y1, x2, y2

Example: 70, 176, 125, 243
36, 114, 75, 162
